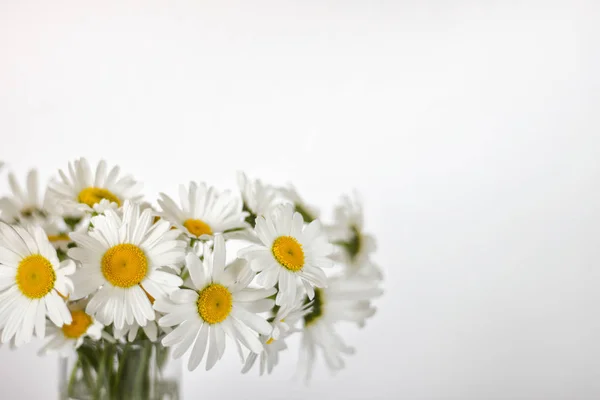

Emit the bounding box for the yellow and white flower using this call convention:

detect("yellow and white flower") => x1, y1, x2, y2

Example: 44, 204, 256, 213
0, 223, 74, 346
158, 182, 248, 241
237, 172, 279, 219
0, 169, 48, 223
68, 202, 185, 330
238, 204, 334, 307
297, 276, 383, 381
328, 192, 382, 280
155, 235, 274, 371
39, 304, 103, 357
48, 158, 143, 215
242, 291, 312, 375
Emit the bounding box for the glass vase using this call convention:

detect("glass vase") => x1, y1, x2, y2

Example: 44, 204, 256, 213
59, 338, 181, 400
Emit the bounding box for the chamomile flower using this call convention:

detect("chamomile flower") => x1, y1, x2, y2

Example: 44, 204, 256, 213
297, 276, 383, 381
238, 204, 334, 307
155, 235, 274, 371
0, 170, 47, 223
237, 172, 279, 220
39, 304, 103, 357
242, 292, 312, 376
158, 182, 248, 241
48, 158, 143, 215
68, 202, 185, 330
328, 192, 382, 280
0, 223, 75, 346
278, 184, 320, 223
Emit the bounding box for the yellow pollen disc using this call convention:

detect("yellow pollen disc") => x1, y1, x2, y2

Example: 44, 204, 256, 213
101, 244, 148, 288
48, 234, 70, 243
266, 338, 275, 345
183, 219, 213, 237
16, 254, 56, 299
78, 187, 121, 208
197, 284, 232, 324
62, 310, 93, 339
272, 236, 305, 272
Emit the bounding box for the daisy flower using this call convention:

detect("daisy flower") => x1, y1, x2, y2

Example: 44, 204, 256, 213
237, 172, 279, 222
0, 169, 47, 223
157, 182, 248, 241
242, 291, 312, 376
278, 184, 320, 223
238, 204, 334, 307
0, 223, 74, 346
48, 158, 143, 215
154, 235, 274, 371
39, 304, 103, 357
328, 192, 382, 280
297, 276, 383, 381
68, 201, 185, 330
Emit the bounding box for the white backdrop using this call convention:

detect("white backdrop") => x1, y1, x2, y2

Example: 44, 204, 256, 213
1, 1, 599, 399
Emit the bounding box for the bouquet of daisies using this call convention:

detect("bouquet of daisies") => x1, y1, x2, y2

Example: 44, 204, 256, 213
0, 159, 383, 399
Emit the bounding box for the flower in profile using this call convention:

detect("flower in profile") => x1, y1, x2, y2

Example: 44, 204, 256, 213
297, 276, 383, 381
278, 184, 320, 223
68, 202, 185, 329
242, 291, 312, 375
237, 172, 279, 222
155, 235, 274, 371
48, 158, 143, 215
158, 182, 248, 241
328, 192, 382, 280
238, 204, 334, 307
0, 169, 48, 223
0, 223, 74, 346
39, 302, 104, 357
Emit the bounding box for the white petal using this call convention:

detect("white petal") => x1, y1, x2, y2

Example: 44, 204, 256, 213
188, 322, 209, 371
231, 306, 272, 335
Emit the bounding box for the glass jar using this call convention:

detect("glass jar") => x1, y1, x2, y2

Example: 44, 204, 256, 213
59, 338, 181, 400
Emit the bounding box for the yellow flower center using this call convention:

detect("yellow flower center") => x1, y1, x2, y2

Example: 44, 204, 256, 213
16, 254, 56, 299
78, 187, 121, 208
101, 244, 148, 288
272, 236, 305, 272
266, 337, 275, 345
183, 219, 213, 237
196, 284, 232, 324
61, 310, 93, 339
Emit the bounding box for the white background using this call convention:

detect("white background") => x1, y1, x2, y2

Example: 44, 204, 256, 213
1, 1, 599, 399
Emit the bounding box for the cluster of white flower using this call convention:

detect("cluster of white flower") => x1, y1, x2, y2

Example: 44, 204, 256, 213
0, 159, 382, 378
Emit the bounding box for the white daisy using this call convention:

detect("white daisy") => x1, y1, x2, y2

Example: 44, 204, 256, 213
0, 223, 75, 346
0, 169, 47, 223
155, 235, 274, 371
48, 158, 143, 215
297, 276, 383, 381
68, 201, 185, 330
238, 204, 334, 307
38, 304, 103, 357
278, 184, 320, 223
328, 192, 382, 280
237, 172, 279, 221
242, 291, 312, 375
158, 182, 248, 241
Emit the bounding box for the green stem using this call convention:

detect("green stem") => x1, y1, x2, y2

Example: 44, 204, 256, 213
133, 341, 153, 398
94, 345, 107, 400
67, 358, 81, 398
